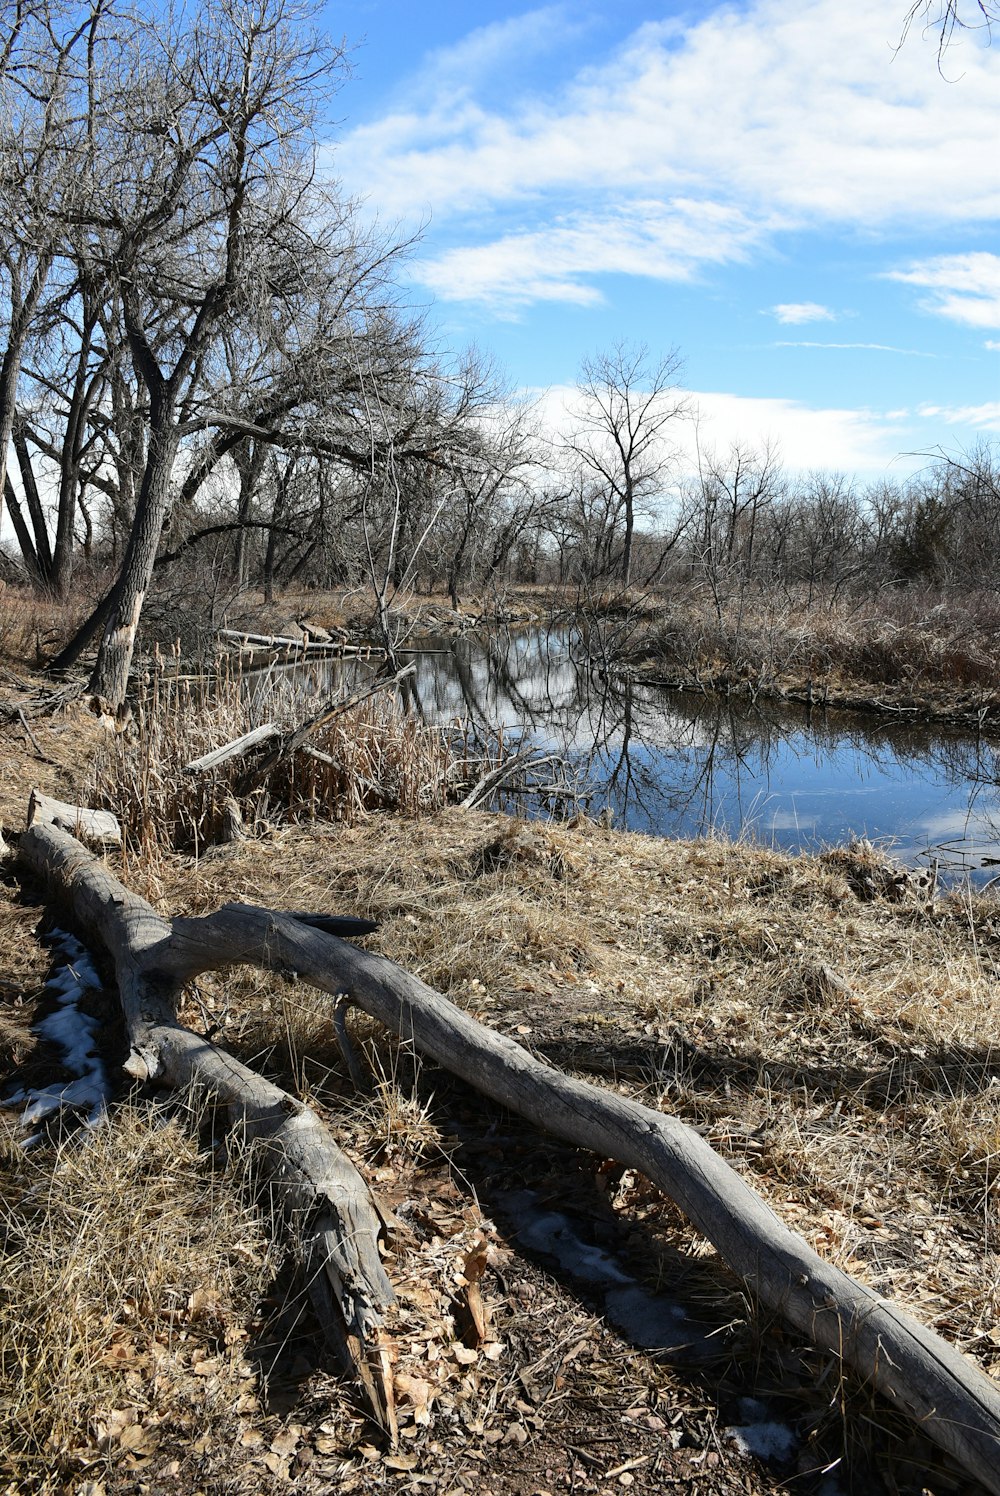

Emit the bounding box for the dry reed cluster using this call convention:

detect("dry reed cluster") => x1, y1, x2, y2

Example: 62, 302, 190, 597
91, 646, 476, 854
641, 588, 1000, 698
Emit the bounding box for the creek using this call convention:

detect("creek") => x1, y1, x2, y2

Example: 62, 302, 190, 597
263, 626, 1000, 882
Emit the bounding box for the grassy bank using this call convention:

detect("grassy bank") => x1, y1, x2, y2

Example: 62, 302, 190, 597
626, 588, 1000, 730
1, 680, 1000, 1495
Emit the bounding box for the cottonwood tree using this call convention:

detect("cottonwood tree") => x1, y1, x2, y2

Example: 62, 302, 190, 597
0, 0, 114, 588
565, 342, 686, 588
66, 1, 356, 707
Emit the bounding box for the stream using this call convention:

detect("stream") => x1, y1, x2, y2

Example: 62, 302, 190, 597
261, 627, 1000, 882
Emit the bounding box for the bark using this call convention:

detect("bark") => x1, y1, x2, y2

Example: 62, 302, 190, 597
88, 419, 181, 707
18, 816, 396, 1436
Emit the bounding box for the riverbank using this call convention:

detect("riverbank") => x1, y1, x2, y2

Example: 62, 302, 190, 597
2, 689, 1000, 1495
625, 590, 1000, 734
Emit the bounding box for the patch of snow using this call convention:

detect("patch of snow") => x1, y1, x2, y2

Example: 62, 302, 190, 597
724, 1415, 797, 1463
1, 930, 110, 1143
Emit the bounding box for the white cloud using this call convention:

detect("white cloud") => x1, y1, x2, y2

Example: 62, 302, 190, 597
333, 0, 999, 236
987, 340, 1000, 351
415, 199, 766, 311
770, 303, 836, 324
919, 400, 1000, 430
775, 341, 934, 355
529, 384, 919, 478
889, 252, 1000, 328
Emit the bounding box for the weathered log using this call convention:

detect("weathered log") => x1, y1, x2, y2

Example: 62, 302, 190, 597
148, 904, 1000, 1496
17, 817, 396, 1437
18, 814, 1000, 1490
27, 788, 121, 845
218, 628, 379, 658
183, 723, 282, 773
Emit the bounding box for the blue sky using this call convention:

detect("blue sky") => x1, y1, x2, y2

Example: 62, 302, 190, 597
322, 0, 1000, 481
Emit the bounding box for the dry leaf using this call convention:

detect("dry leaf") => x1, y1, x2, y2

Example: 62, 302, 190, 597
270, 1428, 300, 1458
384, 1452, 419, 1471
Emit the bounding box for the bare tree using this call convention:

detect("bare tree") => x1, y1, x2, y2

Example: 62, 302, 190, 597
565, 342, 686, 588
902, 0, 999, 56
0, 0, 114, 587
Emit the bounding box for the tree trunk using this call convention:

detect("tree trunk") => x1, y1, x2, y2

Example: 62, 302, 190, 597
88, 420, 180, 707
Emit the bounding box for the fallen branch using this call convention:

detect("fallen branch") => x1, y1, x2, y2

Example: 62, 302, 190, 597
218, 628, 381, 659
161, 908, 1000, 1495
183, 723, 282, 774
17, 815, 395, 1436
236, 663, 416, 795
459, 749, 560, 811
17, 812, 1000, 1491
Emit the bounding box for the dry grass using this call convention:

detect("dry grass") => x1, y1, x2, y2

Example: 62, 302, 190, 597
7, 656, 1000, 1490
635, 588, 1000, 717
90, 647, 479, 856
0, 1105, 279, 1493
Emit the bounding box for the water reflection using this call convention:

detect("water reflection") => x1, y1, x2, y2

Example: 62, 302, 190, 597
259, 628, 1000, 877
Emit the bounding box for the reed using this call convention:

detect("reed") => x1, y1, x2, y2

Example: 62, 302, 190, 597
91, 646, 482, 854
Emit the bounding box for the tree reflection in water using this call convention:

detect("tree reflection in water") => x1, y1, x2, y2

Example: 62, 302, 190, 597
262, 627, 1000, 881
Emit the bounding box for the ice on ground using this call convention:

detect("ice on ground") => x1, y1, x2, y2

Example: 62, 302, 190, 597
500, 1189, 715, 1357
722, 1396, 799, 1463
1, 930, 109, 1140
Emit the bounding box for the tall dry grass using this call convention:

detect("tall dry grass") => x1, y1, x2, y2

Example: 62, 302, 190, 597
91, 646, 481, 855
636, 587, 1000, 696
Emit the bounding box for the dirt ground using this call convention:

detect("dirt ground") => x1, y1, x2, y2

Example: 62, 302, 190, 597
1, 688, 999, 1496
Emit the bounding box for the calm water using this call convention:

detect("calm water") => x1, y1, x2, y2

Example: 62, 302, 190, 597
264, 628, 1000, 879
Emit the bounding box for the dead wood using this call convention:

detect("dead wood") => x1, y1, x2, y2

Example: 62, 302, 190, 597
459, 749, 560, 811
27, 788, 121, 846
218, 628, 379, 658
17, 809, 1000, 1491
236, 662, 416, 796
183, 723, 282, 773
17, 816, 397, 1438
156, 904, 1000, 1496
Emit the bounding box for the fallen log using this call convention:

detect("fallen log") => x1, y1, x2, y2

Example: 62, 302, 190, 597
218, 627, 380, 658
27, 787, 121, 846
162, 910, 1000, 1494
17, 813, 1000, 1491
17, 816, 396, 1437
183, 723, 282, 774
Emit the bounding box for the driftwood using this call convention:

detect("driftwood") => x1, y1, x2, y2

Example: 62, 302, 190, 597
17, 811, 1000, 1491
183, 723, 282, 774
236, 662, 416, 795
459, 749, 560, 811
26, 788, 121, 846
17, 815, 395, 1436
218, 627, 380, 658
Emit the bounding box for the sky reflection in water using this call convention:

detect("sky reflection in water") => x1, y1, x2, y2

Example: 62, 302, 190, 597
295, 628, 1000, 879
